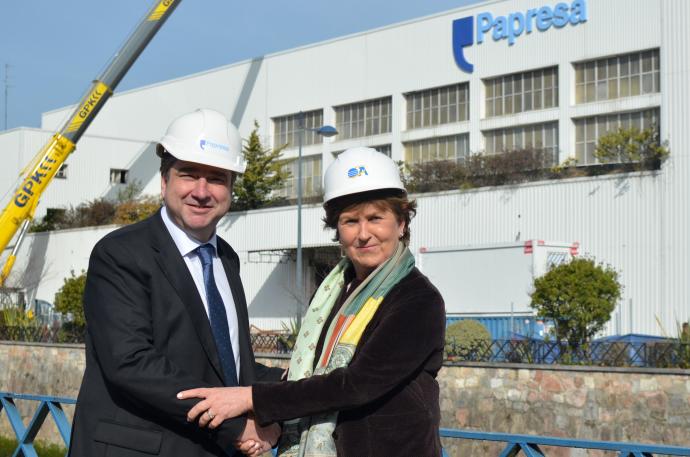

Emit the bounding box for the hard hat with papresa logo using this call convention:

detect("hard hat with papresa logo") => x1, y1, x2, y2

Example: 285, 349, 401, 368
156, 108, 246, 173
323, 147, 405, 203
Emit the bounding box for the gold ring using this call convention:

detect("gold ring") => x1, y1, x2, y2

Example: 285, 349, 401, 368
207, 411, 215, 420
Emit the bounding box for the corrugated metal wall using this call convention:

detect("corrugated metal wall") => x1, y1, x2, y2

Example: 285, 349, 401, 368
221, 169, 686, 335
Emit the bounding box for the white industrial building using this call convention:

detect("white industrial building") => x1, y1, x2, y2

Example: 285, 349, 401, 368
1, 0, 688, 336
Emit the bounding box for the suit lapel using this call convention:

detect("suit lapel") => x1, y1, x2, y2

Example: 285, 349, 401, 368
149, 212, 226, 382
217, 241, 254, 385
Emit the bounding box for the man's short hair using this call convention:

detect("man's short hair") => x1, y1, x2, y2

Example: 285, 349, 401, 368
159, 150, 178, 180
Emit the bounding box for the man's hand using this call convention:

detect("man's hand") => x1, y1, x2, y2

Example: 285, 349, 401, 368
235, 416, 280, 457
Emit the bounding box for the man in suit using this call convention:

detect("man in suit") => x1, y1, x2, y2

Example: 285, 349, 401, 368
69, 109, 281, 457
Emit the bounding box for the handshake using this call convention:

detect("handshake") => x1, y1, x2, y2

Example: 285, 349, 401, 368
178, 386, 278, 457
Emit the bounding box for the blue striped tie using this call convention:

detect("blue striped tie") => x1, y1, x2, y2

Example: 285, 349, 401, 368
196, 244, 238, 386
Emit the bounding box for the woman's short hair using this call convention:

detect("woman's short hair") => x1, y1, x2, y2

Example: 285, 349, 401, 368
323, 189, 417, 243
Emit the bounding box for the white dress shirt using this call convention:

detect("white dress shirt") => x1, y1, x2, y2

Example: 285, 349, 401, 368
161, 206, 240, 382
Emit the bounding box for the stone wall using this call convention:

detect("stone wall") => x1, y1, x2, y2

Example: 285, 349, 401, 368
439, 362, 690, 456
2, 342, 689, 455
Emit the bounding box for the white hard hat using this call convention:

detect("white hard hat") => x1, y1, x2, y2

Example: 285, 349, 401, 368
156, 108, 246, 173
323, 147, 405, 203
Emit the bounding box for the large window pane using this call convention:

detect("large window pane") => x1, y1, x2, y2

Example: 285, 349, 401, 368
272, 110, 324, 148
336, 97, 392, 140
476, 66, 567, 119
574, 49, 659, 103
275, 155, 323, 200
404, 134, 469, 165
573, 109, 660, 165
405, 83, 469, 129
482, 122, 558, 166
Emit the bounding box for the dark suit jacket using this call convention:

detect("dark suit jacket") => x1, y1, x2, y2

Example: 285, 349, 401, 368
252, 268, 445, 457
69, 210, 281, 457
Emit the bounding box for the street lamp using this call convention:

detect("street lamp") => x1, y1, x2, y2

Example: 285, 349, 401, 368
296, 112, 337, 318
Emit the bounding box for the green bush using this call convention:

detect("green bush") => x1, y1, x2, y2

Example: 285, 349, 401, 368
54, 270, 87, 326
594, 125, 669, 169
445, 319, 491, 360
530, 258, 621, 351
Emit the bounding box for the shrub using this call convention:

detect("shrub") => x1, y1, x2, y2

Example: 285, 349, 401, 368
112, 196, 161, 224
445, 319, 491, 360
530, 258, 621, 351
0, 306, 37, 327
594, 125, 669, 169
403, 148, 557, 193
277, 317, 301, 352
54, 270, 87, 326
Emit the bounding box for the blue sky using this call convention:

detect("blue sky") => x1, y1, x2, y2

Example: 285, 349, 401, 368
0, 0, 479, 130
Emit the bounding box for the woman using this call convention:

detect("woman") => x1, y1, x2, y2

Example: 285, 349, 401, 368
179, 147, 446, 457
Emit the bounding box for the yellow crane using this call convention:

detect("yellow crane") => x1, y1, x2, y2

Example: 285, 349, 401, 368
0, 0, 181, 286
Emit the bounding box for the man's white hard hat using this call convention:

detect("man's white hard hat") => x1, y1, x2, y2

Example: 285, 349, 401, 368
156, 108, 246, 173
323, 147, 405, 203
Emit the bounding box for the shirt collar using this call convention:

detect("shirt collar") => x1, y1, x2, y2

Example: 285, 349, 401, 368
161, 205, 218, 257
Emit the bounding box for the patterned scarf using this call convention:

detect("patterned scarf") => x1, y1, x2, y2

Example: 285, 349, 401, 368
277, 242, 415, 457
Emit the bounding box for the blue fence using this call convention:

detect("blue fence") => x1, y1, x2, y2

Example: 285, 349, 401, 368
445, 338, 690, 368
0, 392, 75, 457
2, 392, 690, 456
439, 429, 690, 456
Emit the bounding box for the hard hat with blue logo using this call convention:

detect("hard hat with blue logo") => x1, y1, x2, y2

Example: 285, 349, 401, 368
156, 108, 246, 173
323, 147, 405, 203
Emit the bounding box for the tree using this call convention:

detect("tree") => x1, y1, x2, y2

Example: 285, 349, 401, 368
232, 121, 289, 210
530, 258, 621, 350
54, 270, 87, 326
594, 125, 669, 169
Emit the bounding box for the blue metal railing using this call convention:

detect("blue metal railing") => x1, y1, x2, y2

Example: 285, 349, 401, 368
440, 428, 690, 457
0, 392, 75, 457
3, 393, 690, 457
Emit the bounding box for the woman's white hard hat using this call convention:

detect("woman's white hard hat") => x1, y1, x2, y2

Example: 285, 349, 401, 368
323, 147, 405, 203
156, 108, 246, 173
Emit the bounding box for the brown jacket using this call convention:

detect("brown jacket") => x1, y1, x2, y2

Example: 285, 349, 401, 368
253, 268, 445, 457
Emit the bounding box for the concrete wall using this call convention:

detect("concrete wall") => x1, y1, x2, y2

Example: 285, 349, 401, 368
2, 342, 689, 455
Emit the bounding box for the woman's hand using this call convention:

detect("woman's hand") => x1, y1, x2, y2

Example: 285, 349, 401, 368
235, 417, 280, 456
177, 386, 253, 429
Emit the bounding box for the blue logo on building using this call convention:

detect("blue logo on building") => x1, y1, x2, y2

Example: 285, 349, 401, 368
348, 166, 368, 178
453, 0, 587, 73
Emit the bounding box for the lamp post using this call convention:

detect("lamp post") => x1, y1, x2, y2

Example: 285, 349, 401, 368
296, 112, 337, 319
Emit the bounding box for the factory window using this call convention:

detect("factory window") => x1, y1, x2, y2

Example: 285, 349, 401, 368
273, 109, 324, 148
55, 164, 68, 179
275, 154, 323, 200
404, 134, 469, 166
335, 97, 392, 140
485, 66, 558, 118
483, 122, 559, 166
110, 169, 129, 184
574, 108, 660, 165
575, 49, 660, 104
332, 144, 391, 158
405, 82, 469, 129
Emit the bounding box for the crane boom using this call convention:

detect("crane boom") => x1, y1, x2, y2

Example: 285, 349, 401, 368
0, 0, 182, 285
